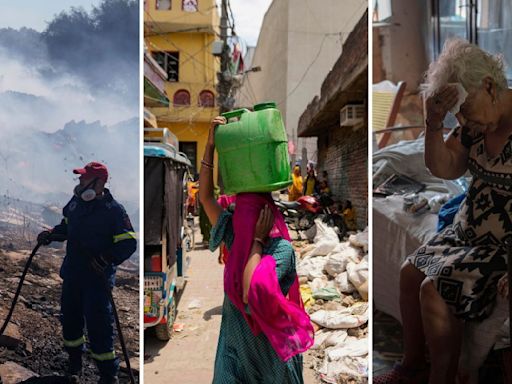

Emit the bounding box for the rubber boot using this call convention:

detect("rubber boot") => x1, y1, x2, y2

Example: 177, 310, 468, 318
97, 376, 119, 384
65, 348, 83, 377
96, 357, 120, 384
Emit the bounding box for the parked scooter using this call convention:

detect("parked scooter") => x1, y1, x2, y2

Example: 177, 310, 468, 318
274, 193, 347, 239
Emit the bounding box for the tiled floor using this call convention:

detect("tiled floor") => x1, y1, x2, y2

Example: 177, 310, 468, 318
373, 310, 507, 383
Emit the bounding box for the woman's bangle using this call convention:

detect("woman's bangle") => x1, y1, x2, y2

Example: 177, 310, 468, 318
253, 237, 265, 248
201, 159, 214, 169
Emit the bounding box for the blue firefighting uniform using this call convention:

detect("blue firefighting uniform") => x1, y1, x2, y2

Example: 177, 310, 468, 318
52, 189, 137, 378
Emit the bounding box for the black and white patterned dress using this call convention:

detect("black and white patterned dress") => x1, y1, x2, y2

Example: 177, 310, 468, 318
408, 126, 510, 320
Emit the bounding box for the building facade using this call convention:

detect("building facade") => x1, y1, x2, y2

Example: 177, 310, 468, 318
145, 0, 220, 179
235, 0, 367, 166
298, 11, 368, 230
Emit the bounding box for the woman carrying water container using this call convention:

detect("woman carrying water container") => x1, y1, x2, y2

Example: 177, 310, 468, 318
199, 109, 314, 383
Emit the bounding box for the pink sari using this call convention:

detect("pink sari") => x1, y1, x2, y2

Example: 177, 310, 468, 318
224, 193, 314, 361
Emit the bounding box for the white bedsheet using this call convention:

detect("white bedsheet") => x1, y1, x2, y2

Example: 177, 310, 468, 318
372, 138, 465, 321
373, 196, 438, 321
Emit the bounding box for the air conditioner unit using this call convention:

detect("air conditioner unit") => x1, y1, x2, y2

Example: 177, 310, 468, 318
212, 41, 224, 56
340, 104, 364, 127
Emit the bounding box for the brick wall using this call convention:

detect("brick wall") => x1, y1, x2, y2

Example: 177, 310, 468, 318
317, 125, 368, 229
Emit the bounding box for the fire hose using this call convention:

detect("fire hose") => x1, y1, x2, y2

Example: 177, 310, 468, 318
0, 237, 136, 384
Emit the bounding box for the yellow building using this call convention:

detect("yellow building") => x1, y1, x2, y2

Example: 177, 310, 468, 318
144, 0, 220, 180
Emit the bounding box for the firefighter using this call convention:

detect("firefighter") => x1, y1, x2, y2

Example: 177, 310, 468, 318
37, 162, 137, 384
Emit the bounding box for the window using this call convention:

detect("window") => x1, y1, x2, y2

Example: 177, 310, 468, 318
156, 0, 171, 10
173, 90, 191, 106
182, 0, 198, 12
179, 142, 197, 175
431, 0, 470, 58
152, 51, 179, 82
430, 0, 512, 81
477, 0, 512, 80
198, 90, 215, 107
373, 0, 392, 22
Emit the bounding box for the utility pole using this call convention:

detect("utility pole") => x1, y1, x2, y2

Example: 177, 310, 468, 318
218, 0, 231, 114
216, 0, 231, 192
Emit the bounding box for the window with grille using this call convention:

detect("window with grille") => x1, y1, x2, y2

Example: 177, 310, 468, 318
156, 0, 172, 10
430, 0, 512, 81
173, 90, 191, 106
182, 0, 198, 12
152, 51, 179, 82
198, 90, 215, 107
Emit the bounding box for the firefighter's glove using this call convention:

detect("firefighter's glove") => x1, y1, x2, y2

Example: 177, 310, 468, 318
37, 230, 53, 246
91, 252, 114, 274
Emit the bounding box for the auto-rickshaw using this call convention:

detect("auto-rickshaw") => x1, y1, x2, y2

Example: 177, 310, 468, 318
143, 128, 192, 340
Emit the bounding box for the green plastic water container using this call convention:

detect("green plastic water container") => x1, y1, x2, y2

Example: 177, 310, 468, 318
216, 102, 292, 194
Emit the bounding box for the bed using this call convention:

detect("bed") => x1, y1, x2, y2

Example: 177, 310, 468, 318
372, 136, 510, 378
372, 137, 464, 320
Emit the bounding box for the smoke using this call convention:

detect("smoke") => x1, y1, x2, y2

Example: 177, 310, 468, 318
0, 0, 139, 214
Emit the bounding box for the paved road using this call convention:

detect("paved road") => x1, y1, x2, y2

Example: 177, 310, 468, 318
144, 230, 318, 383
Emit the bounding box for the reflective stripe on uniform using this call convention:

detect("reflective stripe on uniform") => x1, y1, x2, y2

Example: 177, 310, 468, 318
63, 335, 85, 347
64, 217, 68, 224
113, 231, 136, 243
90, 350, 116, 361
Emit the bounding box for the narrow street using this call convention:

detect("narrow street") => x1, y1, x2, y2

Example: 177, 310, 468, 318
144, 227, 318, 383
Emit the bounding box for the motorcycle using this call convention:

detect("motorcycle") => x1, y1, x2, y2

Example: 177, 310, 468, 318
274, 193, 347, 239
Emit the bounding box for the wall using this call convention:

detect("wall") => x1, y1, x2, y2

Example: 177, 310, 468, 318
317, 125, 368, 229
374, 0, 429, 91
236, 0, 289, 118
286, 0, 366, 161
146, 29, 219, 180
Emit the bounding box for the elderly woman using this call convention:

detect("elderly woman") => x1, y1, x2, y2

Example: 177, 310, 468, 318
199, 116, 314, 383
376, 39, 510, 384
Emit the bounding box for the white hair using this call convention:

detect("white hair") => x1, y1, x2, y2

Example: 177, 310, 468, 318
425, 38, 508, 96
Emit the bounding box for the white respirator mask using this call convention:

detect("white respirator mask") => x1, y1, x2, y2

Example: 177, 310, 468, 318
74, 178, 99, 202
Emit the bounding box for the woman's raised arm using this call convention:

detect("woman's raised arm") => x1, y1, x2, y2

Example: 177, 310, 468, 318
198, 116, 226, 226
424, 85, 470, 179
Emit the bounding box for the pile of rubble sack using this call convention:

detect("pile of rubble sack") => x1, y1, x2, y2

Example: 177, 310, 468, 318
296, 219, 368, 384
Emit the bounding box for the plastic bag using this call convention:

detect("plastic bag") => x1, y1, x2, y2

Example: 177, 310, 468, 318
299, 284, 314, 309
312, 287, 341, 301
314, 218, 339, 243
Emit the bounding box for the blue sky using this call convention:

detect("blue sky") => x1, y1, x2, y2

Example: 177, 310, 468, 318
217, 0, 272, 46
0, 0, 101, 31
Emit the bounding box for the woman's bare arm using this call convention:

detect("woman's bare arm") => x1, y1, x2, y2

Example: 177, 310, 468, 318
198, 116, 226, 226
243, 205, 274, 304
425, 129, 469, 179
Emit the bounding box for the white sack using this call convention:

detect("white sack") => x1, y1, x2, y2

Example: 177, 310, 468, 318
335, 272, 356, 294
310, 305, 368, 329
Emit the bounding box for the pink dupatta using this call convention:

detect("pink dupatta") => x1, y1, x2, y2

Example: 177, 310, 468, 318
224, 193, 314, 361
